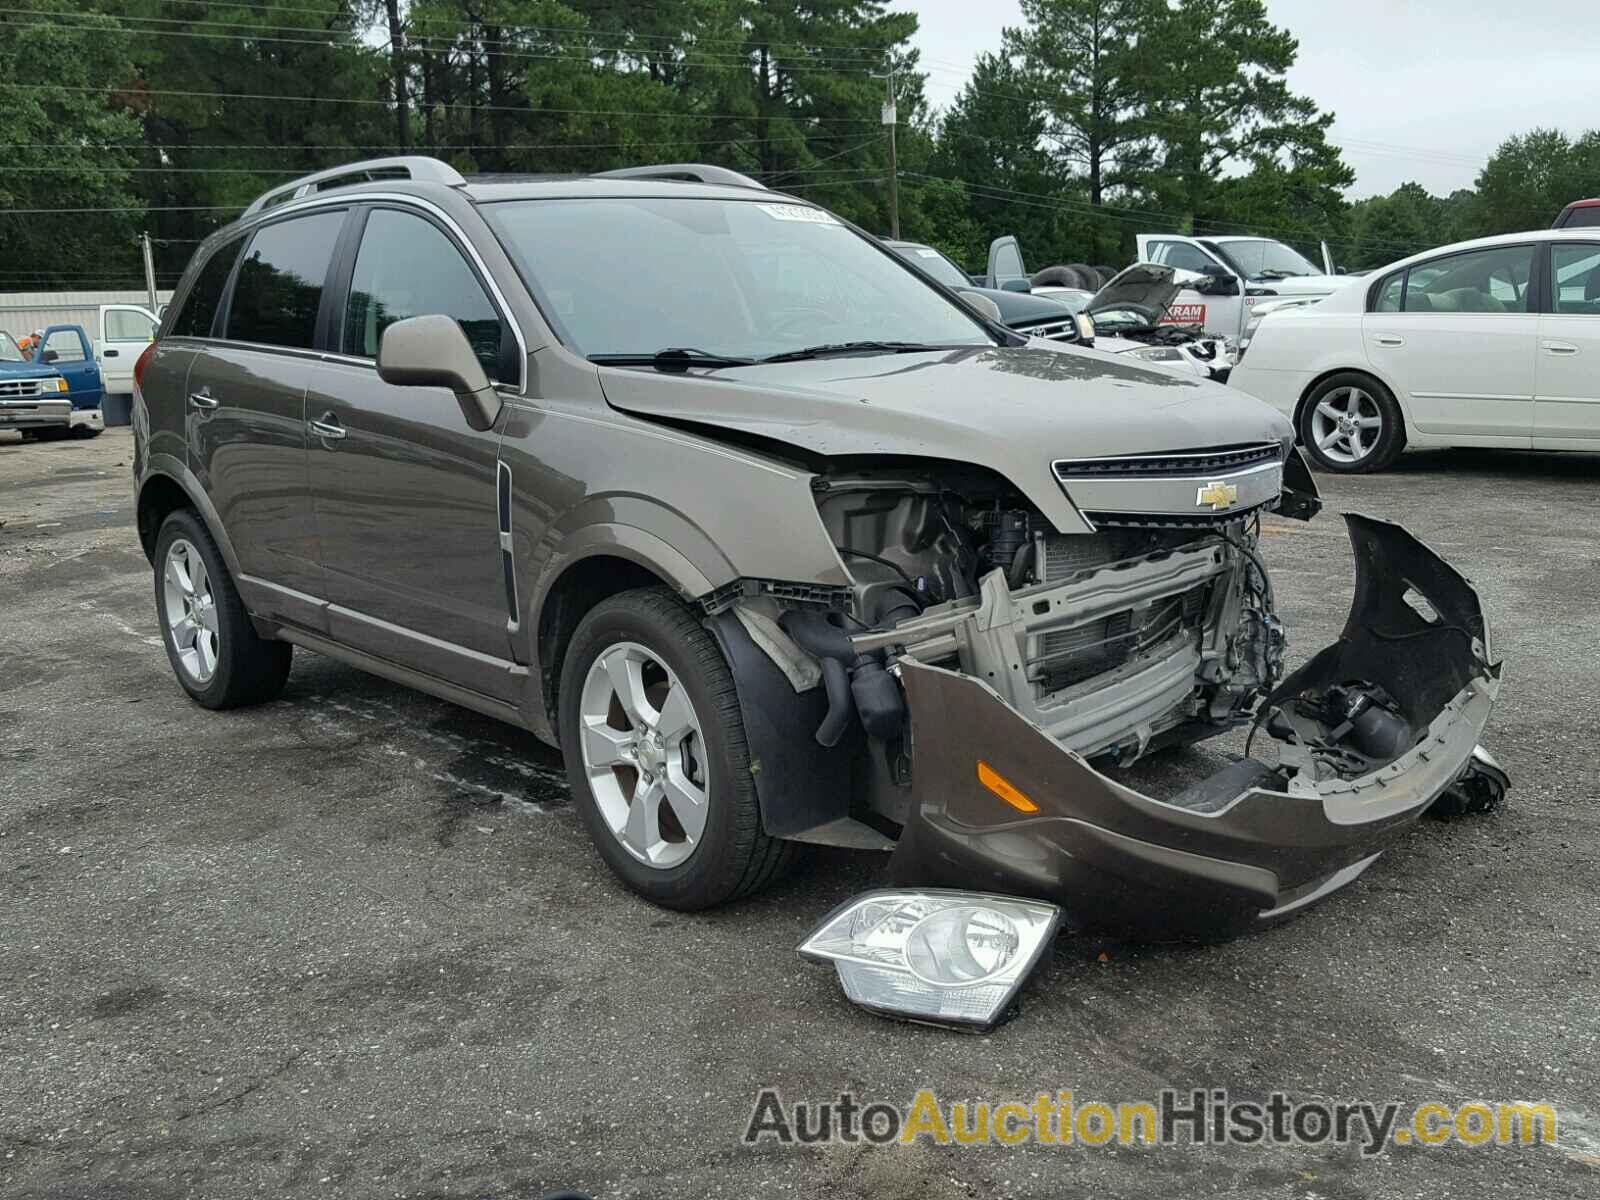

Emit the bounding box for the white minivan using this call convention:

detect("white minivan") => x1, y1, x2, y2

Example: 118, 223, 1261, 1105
1229, 230, 1600, 471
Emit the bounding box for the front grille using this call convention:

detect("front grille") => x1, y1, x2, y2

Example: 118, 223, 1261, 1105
0, 379, 47, 400
1018, 319, 1077, 342
1054, 442, 1282, 481
1082, 508, 1265, 530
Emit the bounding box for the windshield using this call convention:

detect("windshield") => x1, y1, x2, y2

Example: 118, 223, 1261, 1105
1209, 239, 1321, 279
890, 243, 971, 289
0, 332, 21, 363
485, 198, 992, 360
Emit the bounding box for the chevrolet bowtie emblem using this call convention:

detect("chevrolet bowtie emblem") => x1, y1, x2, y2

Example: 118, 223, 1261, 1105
1195, 480, 1239, 511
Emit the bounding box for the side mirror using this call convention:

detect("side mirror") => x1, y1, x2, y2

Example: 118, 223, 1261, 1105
41, 349, 59, 363
1000, 279, 1032, 294
376, 315, 500, 432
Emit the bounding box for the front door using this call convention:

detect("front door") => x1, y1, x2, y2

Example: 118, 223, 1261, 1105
1534, 240, 1600, 447
308, 204, 518, 699
97, 304, 158, 395
1362, 242, 1537, 443
188, 208, 348, 628
38, 326, 101, 406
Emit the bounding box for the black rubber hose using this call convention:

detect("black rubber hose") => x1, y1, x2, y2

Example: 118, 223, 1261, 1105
813, 657, 853, 747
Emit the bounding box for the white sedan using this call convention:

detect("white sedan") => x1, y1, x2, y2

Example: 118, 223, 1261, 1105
1228, 230, 1600, 472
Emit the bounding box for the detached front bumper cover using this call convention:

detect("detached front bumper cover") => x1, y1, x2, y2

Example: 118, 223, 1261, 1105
886, 514, 1502, 940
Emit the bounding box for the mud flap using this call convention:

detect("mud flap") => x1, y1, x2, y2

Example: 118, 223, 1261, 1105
886, 514, 1500, 941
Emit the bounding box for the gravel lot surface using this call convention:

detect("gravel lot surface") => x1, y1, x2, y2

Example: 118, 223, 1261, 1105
3, 427, 1597, 1198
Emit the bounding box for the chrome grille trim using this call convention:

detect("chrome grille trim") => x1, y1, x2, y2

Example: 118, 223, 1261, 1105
1053, 441, 1283, 480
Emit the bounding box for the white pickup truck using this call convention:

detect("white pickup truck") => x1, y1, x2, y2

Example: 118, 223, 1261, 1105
94, 304, 160, 397
1134, 234, 1361, 344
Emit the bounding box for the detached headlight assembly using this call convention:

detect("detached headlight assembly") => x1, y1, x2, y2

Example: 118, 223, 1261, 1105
1073, 312, 1095, 342
1126, 344, 1184, 363
799, 889, 1061, 1030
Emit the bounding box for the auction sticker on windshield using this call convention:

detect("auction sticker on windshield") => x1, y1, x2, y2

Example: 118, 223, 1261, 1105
1162, 303, 1206, 325
757, 203, 841, 224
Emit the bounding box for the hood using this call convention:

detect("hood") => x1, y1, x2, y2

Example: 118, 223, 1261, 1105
1085, 262, 1194, 322
597, 344, 1292, 536
1255, 273, 1354, 297
0, 358, 60, 379
957, 285, 1075, 327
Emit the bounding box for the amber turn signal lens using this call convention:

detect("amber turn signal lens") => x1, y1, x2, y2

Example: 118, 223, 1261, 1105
977, 760, 1039, 813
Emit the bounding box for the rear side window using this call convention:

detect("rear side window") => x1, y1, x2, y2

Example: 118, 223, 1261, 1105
1373, 272, 1403, 312
172, 237, 243, 338
342, 208, 508, 382
227, 212, 345, 349
1400, 245, 1533, 314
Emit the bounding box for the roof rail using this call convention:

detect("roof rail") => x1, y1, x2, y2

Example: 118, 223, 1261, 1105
242, 156, 466, 217
594, 163, 767, 190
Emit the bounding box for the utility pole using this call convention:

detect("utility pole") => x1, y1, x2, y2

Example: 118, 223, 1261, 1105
873, 64, 899, 238
140, 232, 158, 312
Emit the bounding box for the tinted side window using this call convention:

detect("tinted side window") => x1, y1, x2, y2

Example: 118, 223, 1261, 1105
342, 208, 507, 382
1401, 245, 1533, 314
1560, 205, 1600, 229
172, 237, 243, 338
226, 212, 344, 349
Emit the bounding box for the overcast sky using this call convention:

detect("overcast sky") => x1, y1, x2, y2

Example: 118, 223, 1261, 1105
895, 0, 1595, 198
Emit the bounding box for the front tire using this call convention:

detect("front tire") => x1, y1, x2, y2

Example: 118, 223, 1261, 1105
1299, 373, 1405, 472
557, 587, 796, 910
154, 508, 292, 709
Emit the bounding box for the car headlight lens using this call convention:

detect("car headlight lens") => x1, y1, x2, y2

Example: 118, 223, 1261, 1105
799, 889, 1061, 1029
1125, 344, 1184, 363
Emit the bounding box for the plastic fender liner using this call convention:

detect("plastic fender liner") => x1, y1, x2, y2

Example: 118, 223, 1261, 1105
706, 611, 857, 838
886, 513, 1500, 941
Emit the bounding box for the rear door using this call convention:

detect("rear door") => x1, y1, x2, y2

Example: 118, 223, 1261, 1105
1534, 240, 1600, 447
1362, 243, 1537, 443
307, 204, 518, 698
97, 304, 158, 395
188, 207, 349, 629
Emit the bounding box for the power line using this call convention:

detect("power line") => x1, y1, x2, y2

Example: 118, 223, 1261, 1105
0, 83, 888, 123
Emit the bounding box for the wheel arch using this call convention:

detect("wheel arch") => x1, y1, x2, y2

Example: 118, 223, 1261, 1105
529, 529, 717, 741
136, 456, 243, 580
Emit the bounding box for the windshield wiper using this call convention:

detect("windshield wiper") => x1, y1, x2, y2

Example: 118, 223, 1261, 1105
1256, 269, 1301, 280
758, 340, 961, 364
589, 347, 756, 371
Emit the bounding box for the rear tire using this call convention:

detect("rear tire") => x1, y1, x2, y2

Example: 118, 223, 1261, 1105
557, 586, 797, 909
153, 508, 292, 709
1298, 372, 1405, 473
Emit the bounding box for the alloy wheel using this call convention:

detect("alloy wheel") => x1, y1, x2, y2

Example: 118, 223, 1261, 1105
577, 642, 710, 869
1310, 386, 1384, 465
162, 538, 220, 684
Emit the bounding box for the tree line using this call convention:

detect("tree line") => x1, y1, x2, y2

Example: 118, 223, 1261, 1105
0, 0, 1594, 294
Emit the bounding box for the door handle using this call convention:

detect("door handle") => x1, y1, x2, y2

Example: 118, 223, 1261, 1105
188, 388, 218, 410
309, 412, 346, 441
1372, 335, 1405, 348
103, 349, 120, 358
1541, 340, 1579, 355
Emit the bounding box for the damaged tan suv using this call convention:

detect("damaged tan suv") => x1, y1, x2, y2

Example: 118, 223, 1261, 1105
132, 158, 1506, 941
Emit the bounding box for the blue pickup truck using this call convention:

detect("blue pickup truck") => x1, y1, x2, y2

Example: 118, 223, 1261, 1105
0, 325, 104, 440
